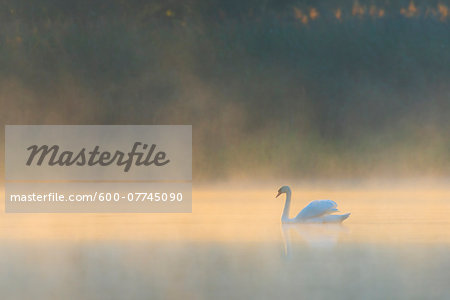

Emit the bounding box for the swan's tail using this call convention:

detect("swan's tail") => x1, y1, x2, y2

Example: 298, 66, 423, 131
339, 213, 351, 222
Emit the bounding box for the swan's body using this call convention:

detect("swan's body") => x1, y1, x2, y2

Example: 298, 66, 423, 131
277, 186, 350, 223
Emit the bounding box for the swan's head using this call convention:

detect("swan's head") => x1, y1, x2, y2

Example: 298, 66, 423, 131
276, 186, 291, 198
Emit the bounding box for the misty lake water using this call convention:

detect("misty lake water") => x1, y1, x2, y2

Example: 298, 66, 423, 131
1, 181, 449, 299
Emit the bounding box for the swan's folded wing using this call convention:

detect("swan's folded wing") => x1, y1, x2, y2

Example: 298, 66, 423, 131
295, 200, 337, 219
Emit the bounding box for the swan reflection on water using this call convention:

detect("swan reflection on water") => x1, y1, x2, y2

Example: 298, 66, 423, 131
281, 223, 348, 257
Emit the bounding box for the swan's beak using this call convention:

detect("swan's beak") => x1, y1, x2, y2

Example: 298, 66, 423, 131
276, 191, 281, 198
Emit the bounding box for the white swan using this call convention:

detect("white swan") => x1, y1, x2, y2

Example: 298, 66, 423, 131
276, 186, 350, 223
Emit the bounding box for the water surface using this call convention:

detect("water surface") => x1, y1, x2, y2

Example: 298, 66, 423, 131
1, 182, 449, 299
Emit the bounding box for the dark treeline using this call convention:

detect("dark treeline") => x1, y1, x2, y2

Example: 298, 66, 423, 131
0, 0, 446, 20
0, 0, 449, 180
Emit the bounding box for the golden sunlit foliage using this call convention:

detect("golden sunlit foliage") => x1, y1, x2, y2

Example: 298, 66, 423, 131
293, 7, 309, 24
334, 8, 342, 21
291, 1, 448, 24
165, 9, 174, 17
368, 5, 385, 18
352, 1, 365, 17
400, 1, 419, 18
438, 3, 448, 21
309, 8, 319, 20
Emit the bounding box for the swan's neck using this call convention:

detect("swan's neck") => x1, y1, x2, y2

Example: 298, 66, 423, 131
282, 190, 292, 222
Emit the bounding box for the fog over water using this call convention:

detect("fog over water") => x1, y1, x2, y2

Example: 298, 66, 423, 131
1, 182, 450, 299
